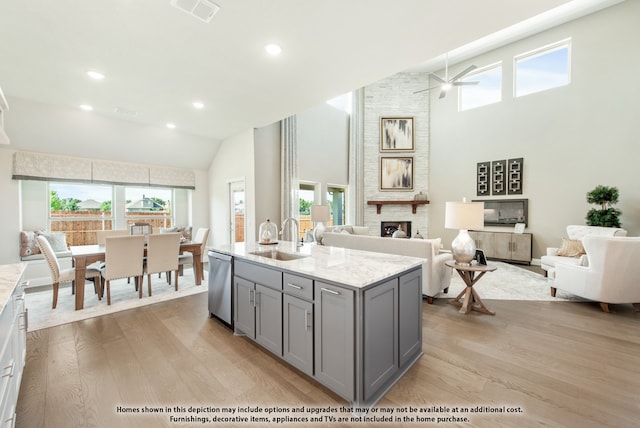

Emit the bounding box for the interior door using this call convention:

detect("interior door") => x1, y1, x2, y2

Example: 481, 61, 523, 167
229, 180, 245, 244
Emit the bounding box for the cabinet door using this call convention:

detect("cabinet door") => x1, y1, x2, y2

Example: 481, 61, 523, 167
234, 277, 255, 337
363, 279, 398, 401
399, 269, 422, 367
493, 233, 512, 260
472, 231, 496, 258
315, 282, 354, 400
255, 284, 283, 356
511, 233, 532, 262
283, 295, 313, 376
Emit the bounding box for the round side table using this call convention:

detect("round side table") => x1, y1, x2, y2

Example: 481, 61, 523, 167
445, 260, 497, 315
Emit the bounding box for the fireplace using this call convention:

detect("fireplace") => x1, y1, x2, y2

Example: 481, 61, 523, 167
381, 221, 411, 238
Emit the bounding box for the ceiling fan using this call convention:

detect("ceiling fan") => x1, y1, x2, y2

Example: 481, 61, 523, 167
415, 55, 479, 99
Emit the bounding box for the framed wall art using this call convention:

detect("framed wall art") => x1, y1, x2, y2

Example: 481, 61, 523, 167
380, 117, 414, 151
380, 157, 413, 190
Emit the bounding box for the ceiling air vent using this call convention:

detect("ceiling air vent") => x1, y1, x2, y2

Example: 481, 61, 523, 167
170, 0, 220, 23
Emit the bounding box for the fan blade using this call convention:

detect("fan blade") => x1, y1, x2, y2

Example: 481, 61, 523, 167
452, 81, 479, 86
439, 89, 447, 99
428, 72, 446, 84
451, 64, 478, 82
413, 85, 440, 94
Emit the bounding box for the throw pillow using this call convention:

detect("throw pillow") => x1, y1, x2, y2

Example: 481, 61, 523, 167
40, 232, 68, 252
556, 238, 586, 257
20, 230, 42, 257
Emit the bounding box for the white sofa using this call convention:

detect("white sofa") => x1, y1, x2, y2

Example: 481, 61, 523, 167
541, 225, 627, 277
322, 232, 452, 302
552, 235, 640, 312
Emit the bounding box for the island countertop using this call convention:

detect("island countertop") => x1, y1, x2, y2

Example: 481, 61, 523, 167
209, 240, 424, 289
0, 263, 27, 314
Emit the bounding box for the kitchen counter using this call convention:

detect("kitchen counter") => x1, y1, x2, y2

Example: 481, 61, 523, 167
0, 263, 27, 314
209, 241, 424, 408
209, 240, 424, 289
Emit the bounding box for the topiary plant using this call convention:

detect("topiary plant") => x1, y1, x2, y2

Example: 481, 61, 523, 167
585, 185, 622, 227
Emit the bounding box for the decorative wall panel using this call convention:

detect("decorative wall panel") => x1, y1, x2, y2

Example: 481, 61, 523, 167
507, 158, 523, 195
476, 161, 490, 196
491, 160, 507, 196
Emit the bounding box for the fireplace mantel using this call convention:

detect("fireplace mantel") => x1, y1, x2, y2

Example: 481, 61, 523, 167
367, 200, 430, 214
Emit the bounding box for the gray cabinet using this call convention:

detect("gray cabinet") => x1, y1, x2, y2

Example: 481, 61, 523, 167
234, 276, 255, 337
231, 257, 423, 408
233, 261, 283, 356
399, 269, 422, 367
255, 284, 282, 356
315, 281, 354, 400
283, 294, 313, 376
363, 279, 398, 401
470, 230, 532, 264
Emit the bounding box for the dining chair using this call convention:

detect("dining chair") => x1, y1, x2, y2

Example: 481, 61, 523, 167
101, 235, 145, 305
37, 235, 103, 309
144, 232, 181, 295
96, 229, 129, 245
178, 227, 209, 279
130, 222, 153, 236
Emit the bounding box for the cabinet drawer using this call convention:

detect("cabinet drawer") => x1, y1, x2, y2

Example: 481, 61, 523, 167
283, 273, 313, 301
235, 260, 282, 290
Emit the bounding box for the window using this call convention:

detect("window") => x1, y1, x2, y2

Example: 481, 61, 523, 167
327, 186, 346, 226
515, 39, 571, 97
459, 63, 502, 111
299, 183, 316, 239
48, 182, 174, 245
124, 187, 173, 232
49, 182, 113, 246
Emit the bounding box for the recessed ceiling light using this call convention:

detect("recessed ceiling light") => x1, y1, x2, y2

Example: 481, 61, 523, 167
79, 104, 93, 111
192, 101, 205, 109
86, 70, 105, 80
166, 122, 176, 129
265, 43, 282, 56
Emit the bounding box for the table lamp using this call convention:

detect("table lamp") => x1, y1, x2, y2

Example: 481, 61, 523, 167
311, 205, 331, 244
445, 199, 484, 265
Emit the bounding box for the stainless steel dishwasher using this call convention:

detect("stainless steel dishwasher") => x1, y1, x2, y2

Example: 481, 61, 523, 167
208, 251, 233, 328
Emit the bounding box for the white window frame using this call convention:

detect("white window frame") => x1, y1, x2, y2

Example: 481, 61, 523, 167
514, 38, 572, 98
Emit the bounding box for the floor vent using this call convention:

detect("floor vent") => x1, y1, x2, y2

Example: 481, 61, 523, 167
170, 0, 220, 23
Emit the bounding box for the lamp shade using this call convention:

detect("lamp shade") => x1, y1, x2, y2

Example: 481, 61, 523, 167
311, 205, 330, 222
445, 201, 484, 230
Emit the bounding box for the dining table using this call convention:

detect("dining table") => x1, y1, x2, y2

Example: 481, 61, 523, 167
70, 241, 204, 310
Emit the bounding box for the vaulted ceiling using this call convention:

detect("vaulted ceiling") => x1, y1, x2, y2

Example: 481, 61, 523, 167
0, 0, 621, 168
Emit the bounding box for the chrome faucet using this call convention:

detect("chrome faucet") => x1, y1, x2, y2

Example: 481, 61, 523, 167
280, 217, 302, 247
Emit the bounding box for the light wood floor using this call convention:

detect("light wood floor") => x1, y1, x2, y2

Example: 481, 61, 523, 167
16, 290, 640, 427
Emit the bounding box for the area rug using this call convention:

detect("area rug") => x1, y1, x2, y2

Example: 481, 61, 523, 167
439, 261, 583, 301
25, 269, 208, 331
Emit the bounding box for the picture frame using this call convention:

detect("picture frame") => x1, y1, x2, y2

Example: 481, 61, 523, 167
514, 223, 526, 234
380, 117, 414, 151
380, 157, 413, 191
475, 249, 487, 265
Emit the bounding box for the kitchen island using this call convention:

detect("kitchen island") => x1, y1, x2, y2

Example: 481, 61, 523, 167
210, 241, 424, 409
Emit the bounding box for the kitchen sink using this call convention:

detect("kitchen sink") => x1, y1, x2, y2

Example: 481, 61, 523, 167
249, 251, 309, 261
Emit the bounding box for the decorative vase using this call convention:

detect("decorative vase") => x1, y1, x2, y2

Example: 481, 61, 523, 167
258, 219, 278, 244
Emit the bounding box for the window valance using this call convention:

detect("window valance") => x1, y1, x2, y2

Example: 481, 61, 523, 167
12, 151, 196, 189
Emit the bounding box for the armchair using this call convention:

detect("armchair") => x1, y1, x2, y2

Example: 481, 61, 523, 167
551, 235, 640, 312
541, 225, 627, 276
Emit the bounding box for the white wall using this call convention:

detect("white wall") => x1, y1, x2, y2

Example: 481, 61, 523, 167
0, 149, 21, 264
429, 1, 640, 259
297, 102, 349, 200
254, 123, 281, 238
208, 129, 256, 246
